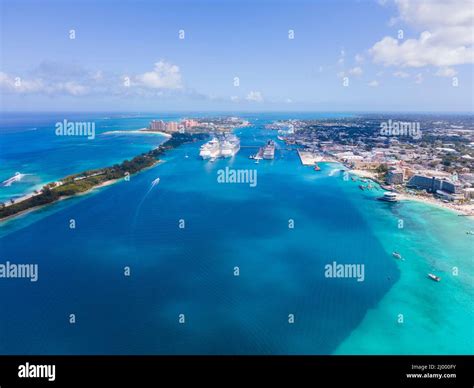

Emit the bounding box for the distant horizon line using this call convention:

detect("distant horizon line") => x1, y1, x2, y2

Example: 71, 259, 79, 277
1, 110, 473, 115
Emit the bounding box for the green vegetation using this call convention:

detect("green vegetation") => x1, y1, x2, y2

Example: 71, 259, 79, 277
375, 163, 389, 181
0, 133, 208, 220
375, 163, 389, 174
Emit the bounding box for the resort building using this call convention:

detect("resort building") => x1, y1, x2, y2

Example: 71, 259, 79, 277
149, 120, 166, 131
387, 169, 404, 185
165, 122, 179, 132
407, 174, 463, 201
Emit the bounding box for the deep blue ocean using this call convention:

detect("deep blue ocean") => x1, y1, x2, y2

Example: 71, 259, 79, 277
0, 112, 472, 354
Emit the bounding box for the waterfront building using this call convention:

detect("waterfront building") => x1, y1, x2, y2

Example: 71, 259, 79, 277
166, 122, 179, 132
387, 169, 404, 185
407, 174, 463, 196
149, 120, 166, 131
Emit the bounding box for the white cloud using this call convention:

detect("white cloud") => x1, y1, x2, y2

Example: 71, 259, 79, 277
435, 67, 458, 77
285, 98, 293, 103
54, 82, 88, 96
336, 71, 346, 78
0, 60, 187, 98
134, 60, 183, 89
337, 49, 345, 65
393, 70, 410, 78
355, 54, 364, 63
370, 34, 473, 67
0, 71, 88, 95
0, 72, 44, 93
348, 66, 363, 76
415, 73, 423, 84
246, 91, 264, 102
368, 80, 379, 87
370, 0, 474, 68
230, 95, 240, 102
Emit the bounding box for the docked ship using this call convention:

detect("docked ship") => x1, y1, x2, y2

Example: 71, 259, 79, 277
262, 140, 275, 160
220, 134, 240, 158
199, 138, 220, 159
378, 192, 398, 202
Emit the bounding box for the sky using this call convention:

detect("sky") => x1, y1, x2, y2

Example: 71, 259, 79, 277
0, 0, 473, 112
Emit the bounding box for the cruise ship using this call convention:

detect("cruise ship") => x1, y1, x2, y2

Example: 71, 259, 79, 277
262, 140, 275, 160
220, 134, 240, 158
199, 138, 220, 159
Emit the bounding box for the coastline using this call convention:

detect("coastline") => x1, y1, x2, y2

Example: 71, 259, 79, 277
349, 168, 473, 216
397, 193, 474, 216
0, 161, 161, 224
0, 131, 208, 223
102, 128, 172, 138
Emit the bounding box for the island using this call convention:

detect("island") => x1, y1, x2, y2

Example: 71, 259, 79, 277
0, 132, 208, 220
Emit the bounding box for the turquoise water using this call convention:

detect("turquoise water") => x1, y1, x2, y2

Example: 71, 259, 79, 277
0, 113, 472, 354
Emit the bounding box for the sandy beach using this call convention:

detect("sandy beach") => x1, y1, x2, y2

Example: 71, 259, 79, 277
0, 161, 162, 223
3, 181, 62, 207
397, 193, 474, 216
349, 169, 378, 180
348, 168, 474, 216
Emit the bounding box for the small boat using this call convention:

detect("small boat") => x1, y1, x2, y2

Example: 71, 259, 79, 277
351, 177, 356, 181
466, 231, 474, 235
359, 185, 365, 191
314, 164, 321, 171
392, 252, 402, 260
255, 159, 259, 164
185, 154, 189, 159
428, 273, 441, 282
151, 178, 160, 186
210, 157, 216, 162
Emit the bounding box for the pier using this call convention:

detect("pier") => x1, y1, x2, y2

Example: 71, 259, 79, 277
297, 149, 335, 165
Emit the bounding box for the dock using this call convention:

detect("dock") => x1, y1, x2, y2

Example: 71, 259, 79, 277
297, 150, 326, 165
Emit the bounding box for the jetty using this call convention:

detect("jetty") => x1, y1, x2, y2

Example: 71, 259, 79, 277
297, 150, 335, 166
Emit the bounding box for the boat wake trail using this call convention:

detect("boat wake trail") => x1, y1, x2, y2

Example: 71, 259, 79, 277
328, 168, 339, 177
132, 178, 160, 228
1, 172, 27, 187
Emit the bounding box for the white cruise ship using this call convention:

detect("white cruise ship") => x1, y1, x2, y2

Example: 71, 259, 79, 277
263, 140, 275, 159
199, 138, 220, 159
220, 134, 240, 158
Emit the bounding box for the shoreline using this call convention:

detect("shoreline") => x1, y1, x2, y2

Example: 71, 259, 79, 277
0, 160, 161, 224
397, 193, 474, 216
348, 168, 473, 216
0, 130, 210, 223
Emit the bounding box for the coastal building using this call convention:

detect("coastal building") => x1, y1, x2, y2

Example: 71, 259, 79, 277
387, 169, 404, 185
407, 174, 463, 199
407, 175, 442, 192
183, 119, 199, 128
149, 120, 166, 131
165, 122, 179, 132
435, 190, 465, 202
463, 188, 474, 200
